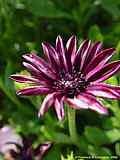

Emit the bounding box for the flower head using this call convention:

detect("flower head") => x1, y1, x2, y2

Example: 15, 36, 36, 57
10, 35, 120, 120
0, 126, 52, 160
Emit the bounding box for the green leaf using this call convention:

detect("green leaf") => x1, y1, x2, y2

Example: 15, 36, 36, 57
102, 117, 120, 129
88, 145, 111, 156
88, 25, 103, 41
105, 129, 120, 143
100, 0, 120, 19
41, 126, 71, 144
116, 41, 120, 54
105, 76, 118, 85
84, 127, 108, 146
24, 0, 70, 18
85, 127, 120, 145
44, 144, 61, 160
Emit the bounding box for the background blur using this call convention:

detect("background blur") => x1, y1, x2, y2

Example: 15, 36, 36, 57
0, 0, 120, 159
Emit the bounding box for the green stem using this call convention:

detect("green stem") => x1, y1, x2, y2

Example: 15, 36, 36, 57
68, 107, 78, 144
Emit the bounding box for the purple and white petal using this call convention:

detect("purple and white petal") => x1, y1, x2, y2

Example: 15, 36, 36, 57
80, 40, 91, 71
90, 41, 102, 55
84, 48, 115, 74
66, 35, 77, 64
16, 86, 51, 96
65, 97, 89, 109
23, 62, 41, 75
23, 53, 56, 75
54, 97, 65, 121
23, 53, 48, 68
78, 41, 102, 73
86, 83, 120, 99
73, 40, 89, 71
23, 60, 57, 81
56, 35, 68, 71
86, 60, 120, 82
42, 42, 60, 70
77, 93, 108, 114
10, 74, 40, 83
38, 93, 55, 118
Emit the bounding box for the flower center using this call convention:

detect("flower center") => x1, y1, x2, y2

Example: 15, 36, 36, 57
55, 70, 88, 98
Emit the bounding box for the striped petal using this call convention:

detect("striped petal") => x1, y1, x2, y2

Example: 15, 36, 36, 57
23, 61, 56, 81
89, 41, 102, 56
80, 40, 91, 71
82, 41, 102, 73
84, 48, 115, 74
86, 83, 120, 99
23, 62, 40, 75
16, 86, 51, 96
56, 35, 68, 72
73, 40, 89, 71
66, 35, 77, 64
86, 60, 120, 82
38, 93, 55, 118
54, 97, 64, 121
23, 54, 57, 80
42, 42, 60, 72
10, 74, 40, 83
23, 53, 56, 75
77, 93, 108, 114
65, 97, 89, 109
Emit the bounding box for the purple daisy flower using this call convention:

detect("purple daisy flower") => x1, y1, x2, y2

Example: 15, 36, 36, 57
10, 35, 120, 121
0, 126, 52, 160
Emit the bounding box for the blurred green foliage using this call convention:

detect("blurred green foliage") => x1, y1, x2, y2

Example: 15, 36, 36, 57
0, 0, 120, 159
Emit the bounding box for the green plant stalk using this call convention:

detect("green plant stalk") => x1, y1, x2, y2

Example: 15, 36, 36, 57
68, 107, 78, 144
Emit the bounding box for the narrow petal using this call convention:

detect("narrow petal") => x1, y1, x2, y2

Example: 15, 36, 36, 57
73, 40, 89, 71
16, 86, 51, 96
65, 97, 89, 109
66, 35, 77, 64
23, 62, 49, 81
90, 41, 102, 55
77, 93, 108, 114
42, 42, 60, 73
23, 54, 58, 80
23, 53, 48, 68
54, 97, 64, 121
97, 83, 120, 91
23, 61, 56, 81
80, 41, 91, 71
38, 93, 55, 118
23, 53, 56, 75
81, 41, 102, 73
86, 83, 120, 99
10, 74, 40, 83
86, 60, 120, 82
23, 62, 40, 75
84, 48, 115, 74
56, 35, 68, 71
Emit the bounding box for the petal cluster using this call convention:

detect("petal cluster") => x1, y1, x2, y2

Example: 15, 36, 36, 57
10, 35, 120, 120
